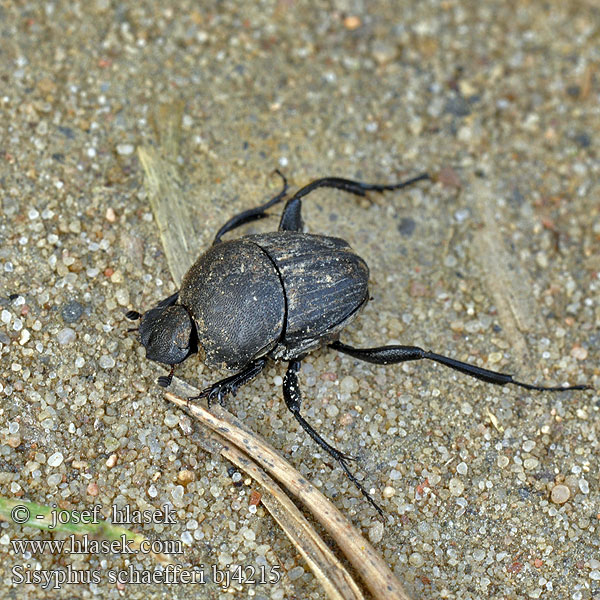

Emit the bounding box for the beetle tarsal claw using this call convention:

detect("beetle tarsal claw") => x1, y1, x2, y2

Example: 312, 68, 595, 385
189, 382, 234, 407
339, 452, 357, 462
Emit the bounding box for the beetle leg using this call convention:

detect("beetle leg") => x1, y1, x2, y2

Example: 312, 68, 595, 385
212, 170, 289, 244
283, 360, 384, 517
190, 358, 268, 406
330, 341, 591, 392
279, 172, 430, 232
151, 291, 180, 311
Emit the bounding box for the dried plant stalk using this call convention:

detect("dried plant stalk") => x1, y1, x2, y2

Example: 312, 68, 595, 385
221, 443, 364, 600
165, 390, 412, 600
137, 100, 196, 285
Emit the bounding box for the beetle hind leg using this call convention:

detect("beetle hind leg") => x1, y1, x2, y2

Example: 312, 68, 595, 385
330, 341, 591, 392
283, 360, 384, 517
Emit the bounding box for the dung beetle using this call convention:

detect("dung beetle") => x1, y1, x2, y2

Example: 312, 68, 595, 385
127, 171, 590, 515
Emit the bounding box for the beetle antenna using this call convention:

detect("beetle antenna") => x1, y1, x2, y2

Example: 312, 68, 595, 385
126, 310, 142, 320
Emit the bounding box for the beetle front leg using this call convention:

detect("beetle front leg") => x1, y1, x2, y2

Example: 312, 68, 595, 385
283, 360, 384, 517
190, 358, 268, 406
278, 172, 430, 232
330, 341, 591, 392
212, 170, 289, 244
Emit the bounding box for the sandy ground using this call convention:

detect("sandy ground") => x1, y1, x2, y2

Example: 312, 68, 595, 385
0, 1, 598, 599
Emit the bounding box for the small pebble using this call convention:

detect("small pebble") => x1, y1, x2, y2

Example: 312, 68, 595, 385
371, 40, 397, 65
570, 345, 588, 360
164, 413, 179, 427
473, 548, 486, 561
454, 208, 470, 223
382, 486, 395, 498
47, 474, 62, 486
397, 217, 416, 237
444, 95, 471, 117
172, 485, 185, 503
438, 166, 462, 188
449, 477, 464, 496
369, 521, 384, 543
488, 352, 502, 364
180, 531, 193, 545
343, 15, 361, 30
99, 355, 115, 369
249, 490, 262, 506
115, 288, 130, 306
287, 566, 304, 581
178, 470, 195, 485
409, 552, 424, 567
326, 404, 339, 417
497, 456, 509, 468
389, 469, 402, 481
87, 483, 99, 496
340, 375, 358, 393
104, 436, 119, 452
535, 251, 549, 269
56, 327, 76, 345
7, 435, 21, 449
47, 452, 64, 467
550, 484, 570, 504
116, 143, 135, 156
61, 301, 84, 323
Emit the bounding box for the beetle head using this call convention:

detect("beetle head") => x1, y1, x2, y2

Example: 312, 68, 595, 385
139, 305, 197, 365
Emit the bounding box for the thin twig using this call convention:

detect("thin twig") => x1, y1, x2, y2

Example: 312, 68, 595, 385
165, 390, 413, 600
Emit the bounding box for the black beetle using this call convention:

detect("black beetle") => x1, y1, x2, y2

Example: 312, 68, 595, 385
127, 171, 589, 515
